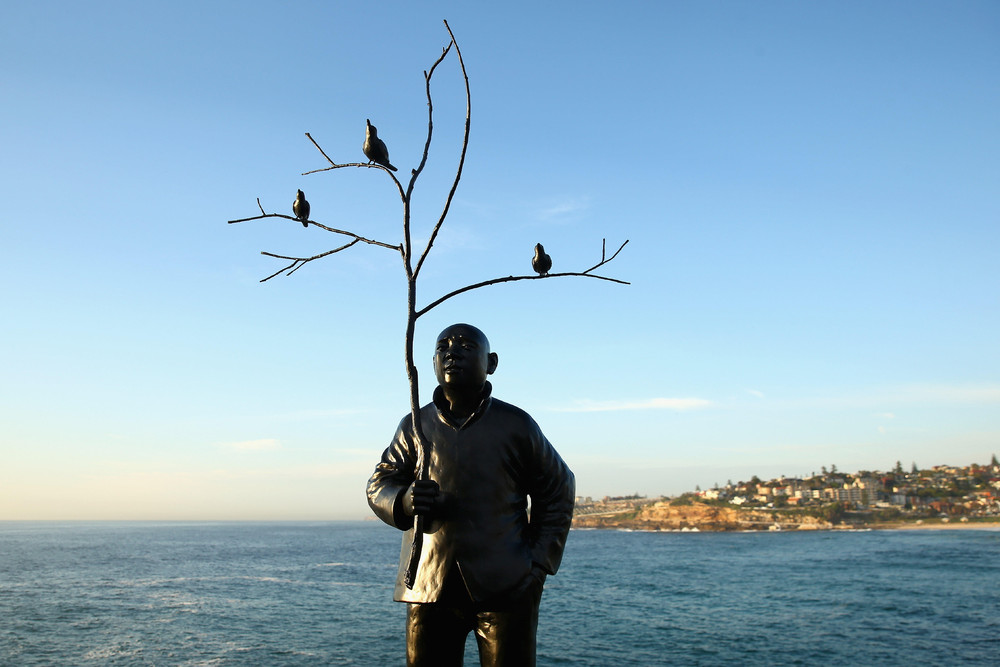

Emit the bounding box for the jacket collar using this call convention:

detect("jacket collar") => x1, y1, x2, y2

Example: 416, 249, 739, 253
433, 382, 493, 430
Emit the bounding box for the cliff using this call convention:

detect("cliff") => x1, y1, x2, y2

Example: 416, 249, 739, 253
572, 500, 833, 531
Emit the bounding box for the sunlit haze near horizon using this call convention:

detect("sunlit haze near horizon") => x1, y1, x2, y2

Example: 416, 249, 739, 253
2, 1, 998, 520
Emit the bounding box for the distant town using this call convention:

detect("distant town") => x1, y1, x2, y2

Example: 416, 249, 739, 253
573, 456, 1000, 531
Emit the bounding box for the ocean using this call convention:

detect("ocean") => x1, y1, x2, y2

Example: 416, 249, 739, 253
1, 522, 997, 665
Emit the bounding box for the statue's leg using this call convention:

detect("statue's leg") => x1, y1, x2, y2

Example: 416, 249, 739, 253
406, 600, 472, 667
472, 585, 541, 667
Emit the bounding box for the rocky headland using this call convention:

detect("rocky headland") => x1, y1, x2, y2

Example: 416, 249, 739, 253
573, 499, 832, 531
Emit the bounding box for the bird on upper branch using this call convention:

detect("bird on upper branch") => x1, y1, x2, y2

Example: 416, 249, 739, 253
363, 119, 398, 171
532, 243, 552, 276
293, 189, 310, 227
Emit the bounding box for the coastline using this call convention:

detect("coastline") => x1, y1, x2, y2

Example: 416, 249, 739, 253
572, 520, 1000, 533
572, 501, 1000, 533
867, 519, 1000, 531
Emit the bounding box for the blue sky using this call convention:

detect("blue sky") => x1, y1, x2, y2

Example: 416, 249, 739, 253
2, 1, 997, 519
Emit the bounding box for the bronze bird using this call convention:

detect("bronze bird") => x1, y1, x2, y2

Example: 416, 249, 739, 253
293, 189, 310, 227
363, 119, 398, 171
532, 243, 552, 276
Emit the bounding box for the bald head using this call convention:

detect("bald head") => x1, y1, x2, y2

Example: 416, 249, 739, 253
437, 323, 490, 352
433, 323, 498, 395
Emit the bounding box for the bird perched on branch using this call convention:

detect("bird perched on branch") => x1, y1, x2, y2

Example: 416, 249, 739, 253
293, 189, 310, 227
363, 119, 398, 171
532, 243, 552, 276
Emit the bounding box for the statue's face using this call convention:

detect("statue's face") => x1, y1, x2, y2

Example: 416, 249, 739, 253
433, 324, 496, 393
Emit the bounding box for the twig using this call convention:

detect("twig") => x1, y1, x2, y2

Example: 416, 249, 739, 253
417, 270, 629, 318
302, 161, 385, 175
305, 132, 336, 167
584, 239, 629, 274
401, 38, 453, 271
406, 42, 452, 189
228, 204, 402, 281
414, 19, 470, 280
302, 136, 407, 203
415, 238, 629, 317
228, 210, 400, 251
258, 239, 362, 282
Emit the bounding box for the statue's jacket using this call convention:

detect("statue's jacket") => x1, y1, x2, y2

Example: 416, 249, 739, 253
367, 383, 575, 604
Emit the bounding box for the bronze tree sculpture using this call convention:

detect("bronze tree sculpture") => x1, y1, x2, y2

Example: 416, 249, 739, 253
228, 19, 627, 587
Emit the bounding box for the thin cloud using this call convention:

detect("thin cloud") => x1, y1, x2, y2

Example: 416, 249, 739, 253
747, 383, 1000, 411
746, 389, 765, 399
219, 438, 282, 451
230, 408, 363, 426
277, 408, 361, 420
552, 397, 713, 413
895, 383, 1000, 404
537, 196, 591, 222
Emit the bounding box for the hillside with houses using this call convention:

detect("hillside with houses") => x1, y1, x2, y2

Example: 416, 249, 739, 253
573, 457, 1000, 531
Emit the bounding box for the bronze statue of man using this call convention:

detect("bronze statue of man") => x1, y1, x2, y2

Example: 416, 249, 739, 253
367, 323, 575, 666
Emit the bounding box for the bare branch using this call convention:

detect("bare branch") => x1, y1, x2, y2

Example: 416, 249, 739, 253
258, 239, 362, 282
302, 135, 407, 202
305, 132, 336, 167
229, 201, 403, 280
417, 270, 630, 318
260, 263, 295, 283
400, 35, 455, 282
583, 239, 629, 274
411, 39, 453, 188
413, 20, 471, 280
302, 162, 375, 175
415, 239, 630, 318
228, 209, 400, 251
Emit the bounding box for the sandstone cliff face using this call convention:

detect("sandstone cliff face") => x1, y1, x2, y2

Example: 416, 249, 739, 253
573, 501, 833, 531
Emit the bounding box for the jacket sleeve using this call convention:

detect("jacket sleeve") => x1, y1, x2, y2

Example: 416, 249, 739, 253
366, 415, 417, 530
526, 419, 576, 575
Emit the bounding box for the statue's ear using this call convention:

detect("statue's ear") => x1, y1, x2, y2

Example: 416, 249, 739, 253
487, 352, 499, 375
